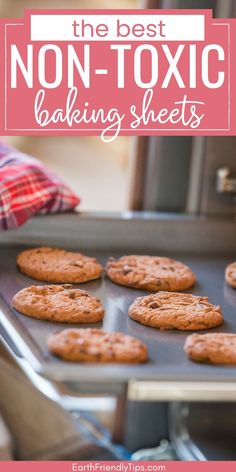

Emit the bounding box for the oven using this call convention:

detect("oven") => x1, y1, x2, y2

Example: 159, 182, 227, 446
1, 0, 236, 462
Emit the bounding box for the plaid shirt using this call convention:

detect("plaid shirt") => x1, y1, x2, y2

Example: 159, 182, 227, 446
0, 142, 80, 231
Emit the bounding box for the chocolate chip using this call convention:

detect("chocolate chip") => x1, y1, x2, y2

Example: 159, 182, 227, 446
149, 301, 160, 309
68, 291, 76, 299
79, 291, 89, 297
123, 265, 132, 275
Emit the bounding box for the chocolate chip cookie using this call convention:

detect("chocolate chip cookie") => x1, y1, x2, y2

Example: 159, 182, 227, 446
106, 255, 196, 291
225, 262, 236, 288
48, 328, 148, 363
12, 285, 104, 323
184, 333, 236, 365
17, 247, 103, 283
129, 292, 223, 330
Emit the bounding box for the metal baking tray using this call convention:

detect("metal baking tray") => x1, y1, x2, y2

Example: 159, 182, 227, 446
1, 212, 236, 400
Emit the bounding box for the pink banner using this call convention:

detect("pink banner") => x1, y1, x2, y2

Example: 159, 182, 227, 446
1, 462, 236, 471
0, 9, 236, 140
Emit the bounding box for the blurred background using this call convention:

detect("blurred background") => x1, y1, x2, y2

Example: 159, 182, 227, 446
1, 0, 236, 216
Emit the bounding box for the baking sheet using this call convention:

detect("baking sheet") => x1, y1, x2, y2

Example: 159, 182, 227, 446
1, 241, 236, 385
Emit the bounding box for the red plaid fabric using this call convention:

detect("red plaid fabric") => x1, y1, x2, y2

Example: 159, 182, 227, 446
0, 142, 80, 231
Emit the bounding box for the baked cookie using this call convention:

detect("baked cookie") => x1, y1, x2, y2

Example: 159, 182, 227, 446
12, 285, 104, 323
17, 247, 103, 283
128, 292, 223, 331
48, 328, 148, 363
225, 262, 236, 288
106, 255, 196, 291
184, 333, 236, 365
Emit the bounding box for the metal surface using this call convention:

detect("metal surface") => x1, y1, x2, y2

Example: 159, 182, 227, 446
199, 137, 236, 217
186, 137, 206, 214
1, 212, 236, 255
169, 403, 206, 461
0, 213, 236, 400
173, 402, 236, 461
142, 136, 192, 212
128, 380, 236, 402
